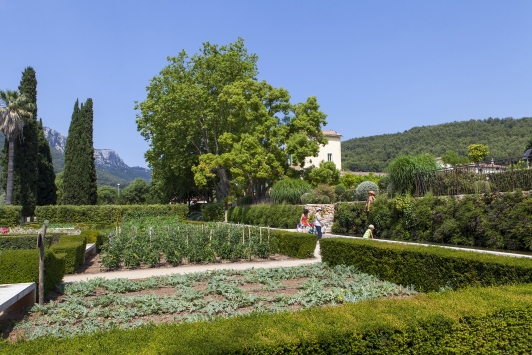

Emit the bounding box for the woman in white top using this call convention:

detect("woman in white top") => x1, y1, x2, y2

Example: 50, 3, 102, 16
314, 207, 323, 240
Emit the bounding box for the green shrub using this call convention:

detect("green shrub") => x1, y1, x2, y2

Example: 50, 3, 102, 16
201, 203, 225, 222
50, 236, 86, 274
334, 192, 532, 251
35, 205, 189, 224
228, 204, 304, 228
239, 195, 253, 205
387, 154, 438, 195
270, 179, 312, 204
321, 238, 532, 292
270, 230, 315, 258
313, 184, 336, 203
0, 249, 65, 296
0, 206, 22, 227
300, 192, 317, 204
2, 284, 532, 354
80, 229, 106, 247
0, 234, 63, 251
355, 181, 379, 201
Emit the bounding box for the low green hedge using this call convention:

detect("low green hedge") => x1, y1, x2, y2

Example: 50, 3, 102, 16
49, 236, 86, 274
321, 238, 532, 292
35, 205, 189, 224
0, 234, 63, 251
271, 230, 316, 258
0, 206, 23, 227
0, 249, 65, 297
80, 229, 106, 247
228, 204, 306, 228
2, 284, 532, 354
201, 203, 225, 222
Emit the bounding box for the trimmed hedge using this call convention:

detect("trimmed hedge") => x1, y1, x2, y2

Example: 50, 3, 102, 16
321, 238, 532, 292
0, 249, 65, 296
271, 230, 316, 258
80, 229, 106, 247
228, 204, 305, 228
200, 203, 225, 222
35, 205, 189, 224
0, 206, 23, 227
50, 236, 86, 274
332, 191, 532, 251
1, 284, 532, 354
0, 234, 63, 251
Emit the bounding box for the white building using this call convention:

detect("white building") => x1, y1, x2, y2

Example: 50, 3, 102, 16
306, 129, 342, 170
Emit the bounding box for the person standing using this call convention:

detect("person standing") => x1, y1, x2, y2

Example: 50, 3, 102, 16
314, 207, 324, 240
299, 209, 309, 232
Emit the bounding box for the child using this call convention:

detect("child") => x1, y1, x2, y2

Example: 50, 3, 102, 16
363, 224, 375, 239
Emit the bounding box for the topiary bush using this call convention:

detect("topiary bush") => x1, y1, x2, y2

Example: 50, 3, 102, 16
201, 203, 225, 222
300, 192, 318, 204
355, 181, 379, 201
270, 179, 312, 205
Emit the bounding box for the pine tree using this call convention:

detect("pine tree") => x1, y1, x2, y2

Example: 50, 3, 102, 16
12, 67, 39, 216
36, 118, 57, 205
62, 98, 97, 205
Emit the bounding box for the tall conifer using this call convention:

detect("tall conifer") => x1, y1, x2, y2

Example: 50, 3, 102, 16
63, 100, 82, 204
12, 67, 39, 216
63, 98, 97, 205
80, 98, 97, 204
36, 118, 57, 205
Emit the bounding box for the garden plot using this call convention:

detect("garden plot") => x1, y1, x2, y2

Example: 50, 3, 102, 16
7, 263, 415, 341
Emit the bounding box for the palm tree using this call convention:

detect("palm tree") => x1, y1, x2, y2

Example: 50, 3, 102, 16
0, 90, 35, 204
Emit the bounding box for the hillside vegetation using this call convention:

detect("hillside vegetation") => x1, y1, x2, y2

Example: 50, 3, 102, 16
342, 117, 532, 172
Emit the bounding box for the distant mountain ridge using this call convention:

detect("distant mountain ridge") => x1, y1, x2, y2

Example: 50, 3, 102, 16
342, 117, 532, 172
43, 127, 151, 187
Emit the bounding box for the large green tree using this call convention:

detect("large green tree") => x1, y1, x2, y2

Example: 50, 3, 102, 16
36, 118, 57, 205
11, 68, 39, 215
63, 99, 97, 205
0, 90, 34, 205
136, 38, 327, 203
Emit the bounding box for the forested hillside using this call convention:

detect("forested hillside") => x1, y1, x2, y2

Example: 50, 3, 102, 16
342, 117, 532, 172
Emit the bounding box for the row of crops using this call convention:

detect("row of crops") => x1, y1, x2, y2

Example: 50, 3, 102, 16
101, 218, 278, 269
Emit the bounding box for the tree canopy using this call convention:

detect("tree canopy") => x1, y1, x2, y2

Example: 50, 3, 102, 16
136, 38, 327, 203
342, 117, 532, 172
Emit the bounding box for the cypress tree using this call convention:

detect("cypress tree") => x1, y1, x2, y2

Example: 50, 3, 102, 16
63, 98, 97, 205
36, 118, 57, 205
12, 67, 39, 216
80, 98, 98, 205
63, 100, 82, 204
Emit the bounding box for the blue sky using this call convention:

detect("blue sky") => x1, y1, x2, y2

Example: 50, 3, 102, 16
2, 0, 531, 168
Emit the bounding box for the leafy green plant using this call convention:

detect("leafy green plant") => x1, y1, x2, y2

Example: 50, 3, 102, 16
270, 179, 312, 205
387, 154, 438, 195
355, 181, 379, 201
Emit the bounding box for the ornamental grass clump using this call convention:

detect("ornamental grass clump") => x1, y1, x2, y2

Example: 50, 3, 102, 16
270, 179, 312, 204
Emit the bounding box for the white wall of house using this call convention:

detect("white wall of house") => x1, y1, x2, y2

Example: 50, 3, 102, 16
306, 130, 342, 170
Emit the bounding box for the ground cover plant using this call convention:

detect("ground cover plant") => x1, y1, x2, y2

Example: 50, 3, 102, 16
5, 263, 415, 341
100, 218, 283, 269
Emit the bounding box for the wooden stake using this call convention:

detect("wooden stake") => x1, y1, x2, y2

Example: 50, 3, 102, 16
38, 220, 48, 305
242, 228, 245, 244
260, 228, 262, 243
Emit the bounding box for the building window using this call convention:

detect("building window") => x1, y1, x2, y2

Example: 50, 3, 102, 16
327, 153, 332, 161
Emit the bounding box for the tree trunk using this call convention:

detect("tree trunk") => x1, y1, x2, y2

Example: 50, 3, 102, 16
214, 168, 231, 202
6, 139, 15, 205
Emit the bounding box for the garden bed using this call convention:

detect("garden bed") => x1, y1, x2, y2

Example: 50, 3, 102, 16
1, 263, 415, 342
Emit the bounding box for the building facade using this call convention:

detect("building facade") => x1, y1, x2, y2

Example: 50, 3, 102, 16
306, 130, 342, 170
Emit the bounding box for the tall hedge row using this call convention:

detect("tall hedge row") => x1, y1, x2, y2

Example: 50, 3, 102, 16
0, 206, 23, 226
2, 284, 532, 354
332, 191, 532, 251
321, 238, 532, 292
35, 204, 189, 224
0, 250, 65, 296
271, 230, 316, 258
228, 204, 305, 228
